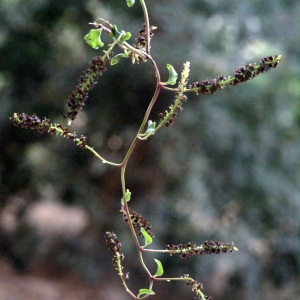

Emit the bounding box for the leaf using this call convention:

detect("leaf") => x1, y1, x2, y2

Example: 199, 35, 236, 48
161, 64, 178, 85
144, 120, 156, 135
141, 228, 153, 247
126, 0, 135, 7
110, 25, 131, 44
121, 189, 131, 205
111, 53, 127, 65
120, 32, 131, 43
84, 29, 104, 49
110, 25, 121, 40
138, 289, 155, 297
125, 189, 131, 202
154, 259, 164, 277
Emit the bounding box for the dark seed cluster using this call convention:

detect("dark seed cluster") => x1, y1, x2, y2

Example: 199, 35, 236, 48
65, 55, 107, 121
190, 55, 281, 95
190, 75, 227, 95
229, 55, 280, 86
10, 112, 50, 133
122, 206, 154, 238
105, 231, 123, 254
133, 23, 156, 50
104, 231, 125, 271
130, 24, 156, 63
9, 113, 88, 149
166, 241, 236, 258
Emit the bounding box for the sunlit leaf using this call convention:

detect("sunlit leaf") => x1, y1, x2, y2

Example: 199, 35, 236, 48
138, 289, 155, 297
141, 228, 153, 247
84, 29, 104, 49
154, 259, 164, 277
120, 32, 131, 43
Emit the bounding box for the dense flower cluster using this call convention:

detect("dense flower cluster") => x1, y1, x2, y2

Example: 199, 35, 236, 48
159, 62, 190, 127
190, 55, 281, 95
65, 56, 107, 121
122, 206, 154, 238
166, 241, 236, 258
9, 113, 88, 149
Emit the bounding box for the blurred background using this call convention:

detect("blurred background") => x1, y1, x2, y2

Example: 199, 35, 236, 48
1, 0, 300, 299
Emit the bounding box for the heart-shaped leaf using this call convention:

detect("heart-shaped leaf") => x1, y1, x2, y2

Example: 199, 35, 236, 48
84, 29, 104, 49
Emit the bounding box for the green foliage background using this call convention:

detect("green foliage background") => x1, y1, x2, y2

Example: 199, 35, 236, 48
1, 0, 300, 299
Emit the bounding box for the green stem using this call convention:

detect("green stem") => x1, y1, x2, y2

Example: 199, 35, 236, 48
85, 145, 122, 166
102, 31, 126, 60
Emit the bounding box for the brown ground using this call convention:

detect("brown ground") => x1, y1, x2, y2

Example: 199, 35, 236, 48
0, 258, 127, 300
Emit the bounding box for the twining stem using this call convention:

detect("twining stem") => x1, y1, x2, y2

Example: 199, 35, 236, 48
137, 57, 161, 134
139, 0, 151, 54
120, 54, 162, 286
119, 21, 163, 295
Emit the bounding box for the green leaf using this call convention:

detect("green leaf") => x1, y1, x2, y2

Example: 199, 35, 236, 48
141, 228, 153, 247
84, 29, 104, 49
121, 32, 131, 43
138, 289, 155, 297
161, 64, 178, 85
111, 53, 126, 65
126, 0, 135, 7
144, 120, 156, 135
121, 189, 131, 205
110, 25, 121, 40
110, 25, 131, 44
154, 259, 164, 277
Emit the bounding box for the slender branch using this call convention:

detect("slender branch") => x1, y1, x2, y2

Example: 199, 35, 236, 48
140, 0, 151, 54
118, 21, 164, 288
85, 145, 122, 166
